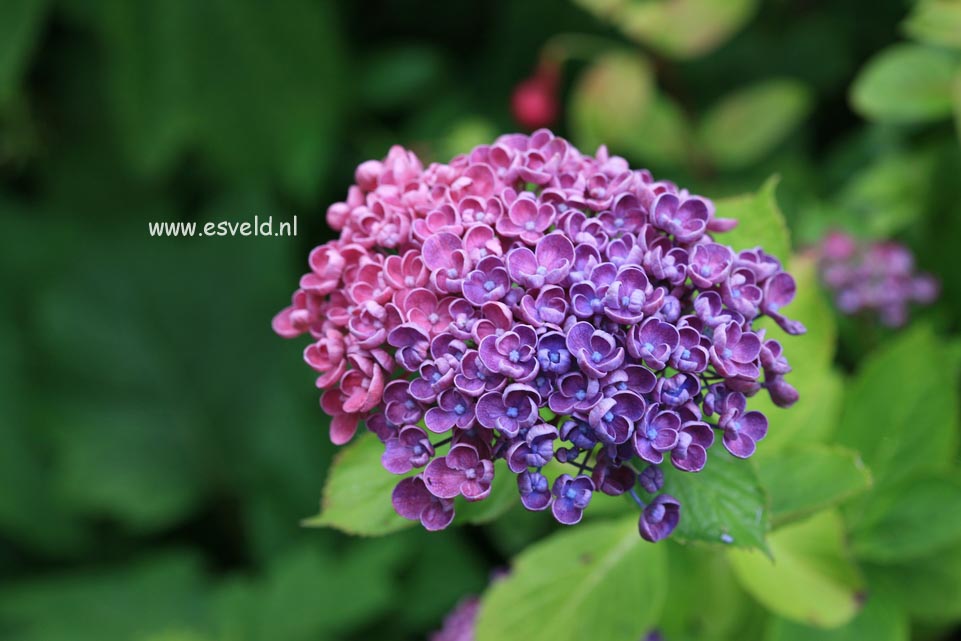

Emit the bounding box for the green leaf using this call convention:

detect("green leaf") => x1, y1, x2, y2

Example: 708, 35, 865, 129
955, 69, 961, 145
903, 0, 961, 50
699, 79, 813, 169
835, 324, 961, 491
849, 474, 961, 563
304, 432, 415, 536
0, 0, 48, 103
729, 511, 865, 628
750, 255, 841, 453
307, 433, 516, 535
660, 544, 762, 641
570, 52, 654, 154
647, 449, 768, 551
475, 517, 666, 641
625, 92, 692, 166
359, 45, 446, 110
575, 0, 759, 59
837, 149, 936, 237
864, 540, 961, 623
758, 445, 872, 528
90, 0, 345, 197
0, 553, 209, 641
714, 175, 792, 261
766, 591, 908, 641
850, 43, 957, 124
212, 541, 405, 640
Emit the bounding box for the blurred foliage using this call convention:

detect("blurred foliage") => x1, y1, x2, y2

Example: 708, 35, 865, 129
2, 0, 961, 640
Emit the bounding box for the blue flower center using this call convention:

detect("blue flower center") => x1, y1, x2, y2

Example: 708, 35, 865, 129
509, 349, 521, 363
525, 221, 536, 231
723, 348, 733, 359
732, 288, 741, 298
700, 265, 711, 277
412, 444, 424, 455
536, 266, 547, 275
565, 487, 577, 500
549, 351, 560, 363
646, 427, 657, 440
506, 406, 519, 418
575, 389, 587, 401
644, 342, 654, 353
431, 372, 441, 383
604, 411, 614, 423
483, 280, 495, 292
447, 268, 458, 278
615, 218, 624, 227
621, 295, 630, 307
591, 350, 603, 363
428, 313, 439, 324
682, 349, 691, 359
405, 400, 415, 409
454, 404, 466, 416
464, 468, 476, 480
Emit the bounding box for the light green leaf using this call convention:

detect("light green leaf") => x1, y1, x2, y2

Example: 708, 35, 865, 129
850, 43, 957, 123
699, 79, 813, 169
751, 255, 841, 453
304, 432, 415, 536
0, 0, 48, 103
835, 324, 961, 491
903, 0, 961, 50
306, 433, 517, 535
766, 591, 908, 641
729, 511, 865, 628
714, 175, 792, 261
475, 517, 666, 641
570, 52, 654, 154
647, 449, 768, 551
849, 475, 961, 563
864, 541, 961, 623
624, 92, 692, 166
575, 0, 759, 59
758, 445, 872, 528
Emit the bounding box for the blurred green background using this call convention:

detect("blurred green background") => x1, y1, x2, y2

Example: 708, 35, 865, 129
1, 0, 960, 640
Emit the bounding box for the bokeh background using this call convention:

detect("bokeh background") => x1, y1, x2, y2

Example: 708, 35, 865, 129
2, 0, 960, 640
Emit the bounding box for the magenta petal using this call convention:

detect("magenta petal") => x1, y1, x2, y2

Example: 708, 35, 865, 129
423, 457, 465, 499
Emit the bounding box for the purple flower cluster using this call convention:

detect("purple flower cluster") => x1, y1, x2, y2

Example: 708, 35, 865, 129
817, 231, 938, 327
273, 130, 805, 541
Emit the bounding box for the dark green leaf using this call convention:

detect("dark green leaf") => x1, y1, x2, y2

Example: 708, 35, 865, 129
850, 474, 961, 563
864, 541, 961, 623
475, 517, 666, 641
0, 0, 48, 103
650, 449, 769, 551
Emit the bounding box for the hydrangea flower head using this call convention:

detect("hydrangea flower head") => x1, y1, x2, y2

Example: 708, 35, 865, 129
816, 230, 938, 327
274, 130, 805, 542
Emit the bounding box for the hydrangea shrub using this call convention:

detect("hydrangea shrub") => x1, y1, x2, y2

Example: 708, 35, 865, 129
274, 130, 805, 541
